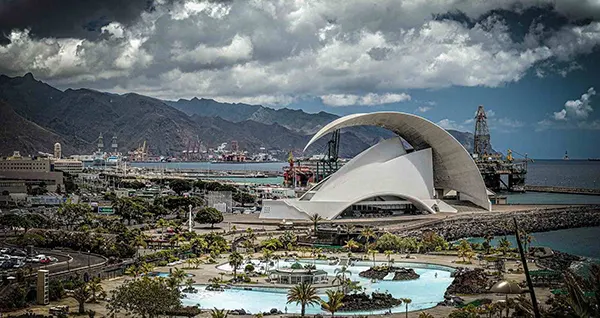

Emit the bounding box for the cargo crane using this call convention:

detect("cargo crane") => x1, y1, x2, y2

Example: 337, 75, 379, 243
473, 105, 527, 192
315, 129, 341, 182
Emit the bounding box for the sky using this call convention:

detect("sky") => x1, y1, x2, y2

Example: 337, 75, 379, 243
1, 0, 600, 158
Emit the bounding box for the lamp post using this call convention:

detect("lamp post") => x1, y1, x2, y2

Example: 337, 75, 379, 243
513, 217, 541, 318
188, 204, 193, 232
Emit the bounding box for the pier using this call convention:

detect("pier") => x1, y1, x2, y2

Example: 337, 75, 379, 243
524, 185, 600, 195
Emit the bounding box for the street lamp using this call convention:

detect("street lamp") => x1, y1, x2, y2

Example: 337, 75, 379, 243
188, 204, 193, 232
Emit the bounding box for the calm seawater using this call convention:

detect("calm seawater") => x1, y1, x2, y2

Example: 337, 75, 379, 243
526, 159, 600, 189
130, 161, 287, 172
468, 226, 600, 259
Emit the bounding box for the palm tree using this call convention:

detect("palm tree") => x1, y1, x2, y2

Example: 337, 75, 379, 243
229, 252, 244, 281
334, 266, 352, 282
139, 262, 154, 275
367, 249, 377, 267
321, 290, 345, 317
309, 213, 323, 234
360, 228, 376, 258
262, 248, 274, 275
457, 239, 474, 263
384, 250, 394, 267
156, 218, 168, 238
133, 233, 149, 258
287, 282, 321, 317
400, 298, 412, 318
343, 239, 359, 252
417, 312, 434, 318
87, 278, 103, 303
498, 237, 511, 255
171, 267, 187, 285
210, 308, 229, 318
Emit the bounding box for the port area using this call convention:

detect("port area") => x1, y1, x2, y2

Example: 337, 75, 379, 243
524, 185, 600, 195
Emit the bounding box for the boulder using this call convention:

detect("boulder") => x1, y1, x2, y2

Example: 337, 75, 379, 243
338, 292, 402, 312
392, 268, 420, 281
446, 268, 493, 295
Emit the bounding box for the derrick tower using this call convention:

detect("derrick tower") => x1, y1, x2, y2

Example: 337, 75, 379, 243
97, 133, 104, 152
473, 105, 491, 156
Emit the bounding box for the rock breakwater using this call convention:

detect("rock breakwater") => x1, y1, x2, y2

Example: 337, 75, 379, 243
402, 206, 600, 241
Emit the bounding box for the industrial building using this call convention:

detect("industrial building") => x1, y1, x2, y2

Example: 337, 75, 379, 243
260, 112, 491, 220
0, 151, 64, 193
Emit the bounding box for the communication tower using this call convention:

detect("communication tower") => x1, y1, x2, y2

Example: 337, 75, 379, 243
473, 105, 491, 157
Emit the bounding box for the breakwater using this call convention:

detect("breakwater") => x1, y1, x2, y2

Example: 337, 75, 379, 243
524, 185, 600, 195
401, 205, 600, 241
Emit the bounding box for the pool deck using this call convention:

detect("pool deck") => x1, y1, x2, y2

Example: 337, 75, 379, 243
8, 250, 552, 318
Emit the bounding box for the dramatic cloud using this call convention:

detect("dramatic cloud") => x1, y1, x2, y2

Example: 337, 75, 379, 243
553, 87, 596, 120
321, 93, 411, 107
539, 87, 597, 130
1, 0, 600, 103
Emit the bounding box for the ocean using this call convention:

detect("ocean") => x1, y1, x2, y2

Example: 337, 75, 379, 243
468, 226, 600, 259
526, 159, 600, 189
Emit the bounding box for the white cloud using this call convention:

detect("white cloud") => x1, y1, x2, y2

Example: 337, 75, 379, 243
553, 109, 567, 120
1, 1, 600, 103
437, 119, 465, 131
538, 87, 597, 130
321, 93, 411, 107
416, 106, 433, 113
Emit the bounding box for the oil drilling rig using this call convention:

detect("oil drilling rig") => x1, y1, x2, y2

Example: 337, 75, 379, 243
473, 105, 528, 192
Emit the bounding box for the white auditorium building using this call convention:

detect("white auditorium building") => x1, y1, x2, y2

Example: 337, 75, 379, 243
259, 112, 491, 221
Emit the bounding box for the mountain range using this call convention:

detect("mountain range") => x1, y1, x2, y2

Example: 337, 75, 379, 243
0, 73, 481, 158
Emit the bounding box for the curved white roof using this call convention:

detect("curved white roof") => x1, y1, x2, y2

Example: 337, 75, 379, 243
305, 112, 491, 211
259, 112, 491, 221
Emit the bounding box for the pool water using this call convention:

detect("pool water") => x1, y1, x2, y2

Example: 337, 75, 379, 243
182, 260, 454, 314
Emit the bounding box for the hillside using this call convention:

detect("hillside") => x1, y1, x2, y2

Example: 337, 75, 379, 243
0, 100, 75, 156
0, 73, 485, 158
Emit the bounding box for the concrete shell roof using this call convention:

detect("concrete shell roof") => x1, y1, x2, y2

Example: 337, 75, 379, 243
304, 112, 491, 211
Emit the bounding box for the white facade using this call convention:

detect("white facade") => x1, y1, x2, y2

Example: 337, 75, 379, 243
260, 112, 491, 220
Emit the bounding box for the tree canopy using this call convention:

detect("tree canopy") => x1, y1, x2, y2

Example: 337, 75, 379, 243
107, 276, 181, 317
169, 179, 192, 195
194, 207, 224, 228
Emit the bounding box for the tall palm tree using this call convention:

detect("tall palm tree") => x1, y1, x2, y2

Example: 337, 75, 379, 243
262, 248, 274, 275
321, 290, 345, 317
287, 282, 321, 317
367, 249, 377, 267
309, 213, 323, 234
229, 252, 244, 281
384, 250, 394, 267
156, 218, 168, 238
400, 298, 412, 318
133, 233, 149, 258
210, 308, 229, 318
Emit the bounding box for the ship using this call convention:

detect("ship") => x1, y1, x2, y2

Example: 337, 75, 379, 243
563, 151, 569, 160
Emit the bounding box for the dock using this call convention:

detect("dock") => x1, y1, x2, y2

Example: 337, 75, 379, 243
524, 185, 600, 195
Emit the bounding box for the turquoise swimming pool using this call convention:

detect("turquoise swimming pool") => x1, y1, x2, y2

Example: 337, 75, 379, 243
182, 260, 454, 315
